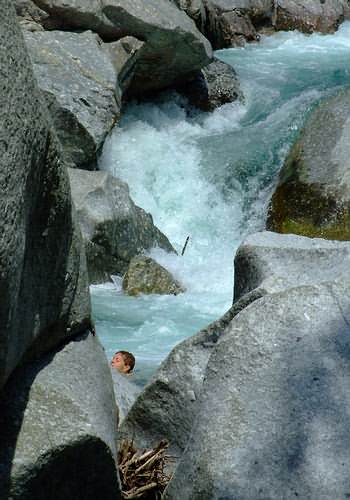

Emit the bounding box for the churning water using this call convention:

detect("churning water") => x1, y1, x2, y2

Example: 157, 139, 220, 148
93, 23, 350, 385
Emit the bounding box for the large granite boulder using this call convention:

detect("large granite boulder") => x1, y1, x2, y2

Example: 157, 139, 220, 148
111, 369, 141, 425
68, 169, 174, 283
0, 0, 90, 390
119, 289, 265, 457
267, 89, 350, 240
30, 0, 212, 95
204, 0, 273, 48
273, 0, 350, 33
178, 57, 243, 111
164, 278, 350, 499
123, 256, 185, 296
234, 231, 350, 300
0, 332, 121, 500
23, 29, 121, 170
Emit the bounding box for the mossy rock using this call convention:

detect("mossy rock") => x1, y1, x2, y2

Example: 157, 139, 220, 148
267, 89, 350, 240
123, 256, 185, 296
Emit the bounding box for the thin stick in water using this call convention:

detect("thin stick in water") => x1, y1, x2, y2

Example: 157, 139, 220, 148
181, 236, 190, 256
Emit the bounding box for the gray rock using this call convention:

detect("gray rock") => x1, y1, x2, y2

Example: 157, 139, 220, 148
0, 332, 121, 500
165, 279, 350, 499
15, 0, 48, 30
171, 0, 207, 32
273, 0, 350, 33
119, 289, 265, 458
111, 369, 141, 425
267, 89, 350, 240
0, 0, 90, 390
204, 0, 273, 48
178, 57, 243, 111
106, 36, 145, 93
24, 29, 121, 170
32, 0, 213, 95
123, 256, 185, 296
68, 169, 175, 284
234, 231, 350, 300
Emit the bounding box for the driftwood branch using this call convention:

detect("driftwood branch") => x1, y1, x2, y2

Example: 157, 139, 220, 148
118, 440, 172, 499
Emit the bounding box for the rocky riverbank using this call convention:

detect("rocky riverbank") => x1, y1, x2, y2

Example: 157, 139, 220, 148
2, 0, 350, 498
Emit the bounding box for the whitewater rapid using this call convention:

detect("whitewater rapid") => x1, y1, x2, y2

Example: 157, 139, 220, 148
93, 23, 350, 385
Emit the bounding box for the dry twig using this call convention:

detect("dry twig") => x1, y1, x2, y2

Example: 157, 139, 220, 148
118, 440, 172, 499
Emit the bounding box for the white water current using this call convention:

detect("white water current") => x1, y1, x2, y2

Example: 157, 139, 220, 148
93, 23, 350, 386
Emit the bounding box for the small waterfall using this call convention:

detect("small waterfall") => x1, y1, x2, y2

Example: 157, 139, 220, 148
93, 23, 350, 385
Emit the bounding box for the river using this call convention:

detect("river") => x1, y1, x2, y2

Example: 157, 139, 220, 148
92, 23, 350, 386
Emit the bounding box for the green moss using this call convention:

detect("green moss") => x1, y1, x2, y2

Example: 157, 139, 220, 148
279, 218, 350, 240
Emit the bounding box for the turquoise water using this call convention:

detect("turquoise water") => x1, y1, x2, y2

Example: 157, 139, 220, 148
93, 23, 350, 386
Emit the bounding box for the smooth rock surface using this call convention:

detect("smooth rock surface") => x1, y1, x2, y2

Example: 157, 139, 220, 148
267, 89, 350, 239
234, 231, 350, 300
165, 279, 350, 499
178, 57, 243, 111
0, 0, 90, 390
119, 289, 266, 457
24, 29, 120, 169
32, 0, 213, 95
273, 0, 350, 33
68, 169, 174, 283
0, 332, 121, 500
123, 256, 185, 296
111, 369, 141, 425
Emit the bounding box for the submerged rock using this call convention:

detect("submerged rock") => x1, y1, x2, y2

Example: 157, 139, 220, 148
164, 278, 350, 499
68, 169, 174, 284
24, 29, 121, 170
0, 332, 121, 500
123, 256, 185, 296
0, 0, 90, 390
267, 89, 350, 240
273, 0, 350, 33
178, 57, 243, 111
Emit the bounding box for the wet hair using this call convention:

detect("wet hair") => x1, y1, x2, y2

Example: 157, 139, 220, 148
117, 351, 135, 373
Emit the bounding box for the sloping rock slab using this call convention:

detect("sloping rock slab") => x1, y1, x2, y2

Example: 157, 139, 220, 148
178, 57, 243, 111
106, 36, 145, 93
0, 0, 90, 390
234, 231, 350, 300
111, 369, 141, 425
273, 0, 350, 33
119, 289, 266, 458
24, 29, 120, 169
165, 279, 350, 499
0, 332, 121, 500
267, 89, 350, 239
68, 169, 174, 284
32, 0, 212, 95
123, 256, 185, 296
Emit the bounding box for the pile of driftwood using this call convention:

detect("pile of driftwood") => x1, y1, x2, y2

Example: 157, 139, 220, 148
118, 439, 172, 499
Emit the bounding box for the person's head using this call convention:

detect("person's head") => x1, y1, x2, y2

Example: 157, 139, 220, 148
111, 351, 135, 374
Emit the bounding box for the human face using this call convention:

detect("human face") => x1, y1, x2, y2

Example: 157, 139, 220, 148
111, 352, 129, 373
